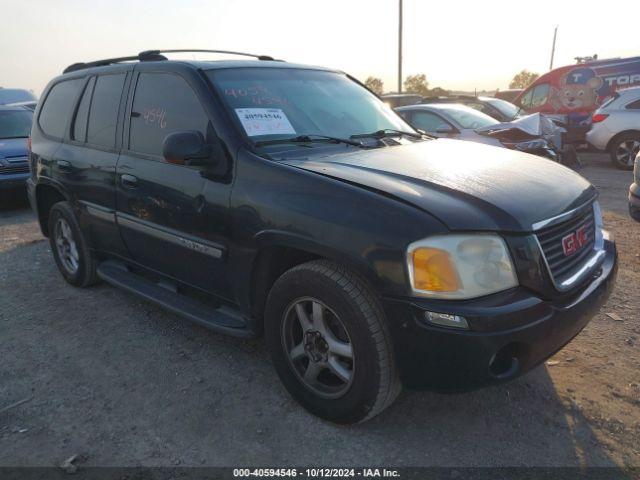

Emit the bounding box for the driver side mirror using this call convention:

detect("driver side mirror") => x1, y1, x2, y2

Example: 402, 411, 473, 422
162, 131, 218, 167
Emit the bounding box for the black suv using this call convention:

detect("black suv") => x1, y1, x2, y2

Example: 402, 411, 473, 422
28, 50, 617, 423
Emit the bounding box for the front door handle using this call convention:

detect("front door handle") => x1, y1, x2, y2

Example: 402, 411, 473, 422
120, 174, 139, 188
56, 160, 72, 172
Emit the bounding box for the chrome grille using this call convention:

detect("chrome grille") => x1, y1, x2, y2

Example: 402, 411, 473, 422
536, 206, 596, 285
0, 164, 30, 175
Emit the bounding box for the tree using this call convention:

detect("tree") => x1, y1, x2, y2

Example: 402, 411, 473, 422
364, 76, 384, 95
509, 70, 539, 89
404, 74, 429, 96
428, 87, 449, 97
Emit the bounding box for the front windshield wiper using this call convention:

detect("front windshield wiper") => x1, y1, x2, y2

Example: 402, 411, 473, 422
255, 134, 364, 148
350, 128, 423, 140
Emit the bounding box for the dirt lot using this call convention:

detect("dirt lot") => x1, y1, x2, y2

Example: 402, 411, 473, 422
0, 154, 638, 468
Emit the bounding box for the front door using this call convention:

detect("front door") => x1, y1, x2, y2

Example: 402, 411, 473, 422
115, 70, 232, 297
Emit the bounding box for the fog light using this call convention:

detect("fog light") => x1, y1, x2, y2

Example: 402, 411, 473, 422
424, 311, 468, 329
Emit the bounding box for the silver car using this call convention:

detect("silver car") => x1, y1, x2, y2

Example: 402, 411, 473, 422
586, 86, 640, 170
395, 103, 503, 147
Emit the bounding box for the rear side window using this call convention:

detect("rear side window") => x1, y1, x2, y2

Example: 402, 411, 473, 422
626, 98, 640, 110
86, 74, 126, 148
38, 78, 83, 139
72, 77, 95, 142
129, 73, 209, 157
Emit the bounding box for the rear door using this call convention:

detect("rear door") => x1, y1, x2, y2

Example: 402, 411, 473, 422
115, 69, 231, 295
43, 71, 130, 256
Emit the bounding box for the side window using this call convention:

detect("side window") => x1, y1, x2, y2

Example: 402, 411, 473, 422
38, 78, 84, 139
530, 84, 550, 108
410, 111, 449, 132
72, 77, 95, 142
129, 73, 209, 157
518, 88, 534, 109
87, 74, 126, 148
626, 99, 640, 110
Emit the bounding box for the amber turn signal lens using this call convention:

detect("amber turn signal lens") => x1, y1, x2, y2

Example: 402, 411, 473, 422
412, 248, 460, 292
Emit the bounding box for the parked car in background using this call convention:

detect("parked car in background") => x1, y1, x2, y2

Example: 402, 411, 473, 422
28, 49, 616, 423
7, 100, 37, 111
513, 55, 640, 144
586, 86, 640, 170
629, 152, 640, 221
0, 88, 37, 105
422, 95, 521, 122
380, 93, 423, 108
396, 103, 561, 160
0, 105, 33, 190
495, 89, 523, 103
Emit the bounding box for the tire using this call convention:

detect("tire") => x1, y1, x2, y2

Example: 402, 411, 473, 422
48, 201, 99, 287
630, 202, 640, 222
265, 260, 401, 423
609, 132, 640, 170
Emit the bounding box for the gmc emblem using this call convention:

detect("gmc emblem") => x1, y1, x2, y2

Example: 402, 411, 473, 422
562, 225, 589, 256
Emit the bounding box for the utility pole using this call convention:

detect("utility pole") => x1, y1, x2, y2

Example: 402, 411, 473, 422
549, 25, 558, 70
398, 0, 403, 93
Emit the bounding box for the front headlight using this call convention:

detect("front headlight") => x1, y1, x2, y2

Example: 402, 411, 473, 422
406, 234, 518, 299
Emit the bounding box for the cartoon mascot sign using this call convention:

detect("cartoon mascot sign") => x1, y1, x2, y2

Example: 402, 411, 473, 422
549, 67, 604, 125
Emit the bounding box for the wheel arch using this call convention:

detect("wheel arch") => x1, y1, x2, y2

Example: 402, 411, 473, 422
247, 230, 381, 335
605, 129, 640, 152
35, 181, 70, 237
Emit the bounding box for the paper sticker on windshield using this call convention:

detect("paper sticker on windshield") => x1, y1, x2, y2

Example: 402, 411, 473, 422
235, 108, 295, 137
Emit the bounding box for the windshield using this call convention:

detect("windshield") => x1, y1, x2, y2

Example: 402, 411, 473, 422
0, 109, 33, 139
437, 105, 498, 129
0, 89, 37, 105
484, 97, 520, 120
206, 68, 415, 144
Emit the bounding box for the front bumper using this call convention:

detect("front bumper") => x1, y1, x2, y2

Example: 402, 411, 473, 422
0, 171, 29, 190
382, 239, 617, 391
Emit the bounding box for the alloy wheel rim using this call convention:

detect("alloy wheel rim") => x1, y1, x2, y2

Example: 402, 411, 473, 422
281, 297, 355, 399
55, 218, 79, 274
616, 140, 640, 166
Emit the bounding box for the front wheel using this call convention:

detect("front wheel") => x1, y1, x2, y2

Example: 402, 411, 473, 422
609, 133, 640, 170
265, 260, 401, 423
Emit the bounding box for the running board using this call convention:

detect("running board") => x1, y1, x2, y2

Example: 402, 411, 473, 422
97, 260, 253, 338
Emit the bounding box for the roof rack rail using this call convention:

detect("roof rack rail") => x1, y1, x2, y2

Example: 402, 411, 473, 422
63, 49, 279, 74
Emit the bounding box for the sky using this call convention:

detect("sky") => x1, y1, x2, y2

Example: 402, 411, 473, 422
2, 0, 639, 96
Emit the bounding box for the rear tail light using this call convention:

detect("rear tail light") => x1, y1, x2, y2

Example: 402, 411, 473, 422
592, 113, 609, 123
27, 136, 32, 153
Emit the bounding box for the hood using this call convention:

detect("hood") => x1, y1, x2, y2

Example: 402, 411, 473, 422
279, 139, 596, 232
0, 137, 29, 160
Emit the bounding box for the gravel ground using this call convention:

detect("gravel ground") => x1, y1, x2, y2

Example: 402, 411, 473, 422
0, 154, 638, 468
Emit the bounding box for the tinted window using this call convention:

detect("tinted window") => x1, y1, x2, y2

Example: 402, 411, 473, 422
39, 79, 83, 139
129, 73, 209, 157
626, 98, 640, 110
409, 111, 450, 131
87, 74, 125, 148
530, 83, 550, 108
484, 97, 519, 120
72, 77, 95, 142
0, 110, 33, 139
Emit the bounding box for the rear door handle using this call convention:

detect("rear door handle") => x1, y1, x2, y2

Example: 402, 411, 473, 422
56, 160, 72, 172
120, 174, 139, 188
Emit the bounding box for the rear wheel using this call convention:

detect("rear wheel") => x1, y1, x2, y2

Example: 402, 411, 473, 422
609, 132, 640, 170
265, 260, 401, 423
48, 201, 99, 287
